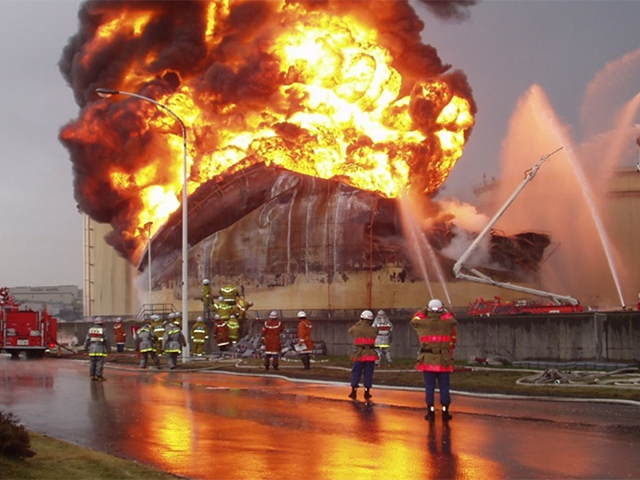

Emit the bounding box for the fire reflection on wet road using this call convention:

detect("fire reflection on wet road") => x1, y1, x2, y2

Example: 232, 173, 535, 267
1, 357, 639, 480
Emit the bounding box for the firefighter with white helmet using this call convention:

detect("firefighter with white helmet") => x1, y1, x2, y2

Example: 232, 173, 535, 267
296, 311, 314, 370
83, 317, 110, 381
372, 309, 393, 367
410, 298, 457, 421
163, 318, 187, 370
190, 316, 209, 356
262, 310, 284, 370
347, 310, 379, 400
135, 320, 160, 369
202, 279, 213, 319
113, 317, 127, 353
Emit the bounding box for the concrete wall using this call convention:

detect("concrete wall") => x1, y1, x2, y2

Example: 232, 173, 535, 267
59, 310, 640, 363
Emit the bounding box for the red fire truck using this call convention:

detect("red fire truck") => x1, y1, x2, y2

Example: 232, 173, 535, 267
468, 296, 584, 316
0, 287, 58, 358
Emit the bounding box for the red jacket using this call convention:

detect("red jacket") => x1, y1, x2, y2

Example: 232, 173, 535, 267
114, 322, 126, 343
262, 319, 284, 355
297, 319, 314, 352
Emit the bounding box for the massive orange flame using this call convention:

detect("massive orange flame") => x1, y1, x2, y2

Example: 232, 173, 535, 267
60, 0, 476, 262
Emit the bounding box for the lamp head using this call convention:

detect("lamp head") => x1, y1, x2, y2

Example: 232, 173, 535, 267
95, 87, 119, 98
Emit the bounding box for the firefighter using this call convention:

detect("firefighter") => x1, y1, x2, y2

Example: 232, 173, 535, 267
228, 314, 242, 345
150, 314, 165, 356
135, 321, 160, 369
113, 317, 127, 353
348, 310, 378, 400
173, 311, 183, 328
262, 311, 284, 370
83, 317, 110, 381
372, 310, 393, 367
202, 279, 213, 319
163, 319, 187, 370
410, 298, 458, 422
296, 311, 314, 370
213, 314, 231, 352
191, 316, 209, 356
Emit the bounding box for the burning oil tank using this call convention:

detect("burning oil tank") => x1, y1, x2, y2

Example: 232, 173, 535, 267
138, 163, 551, 311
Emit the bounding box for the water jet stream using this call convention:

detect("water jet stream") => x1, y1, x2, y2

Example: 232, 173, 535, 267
543, 114, 626, 309
398, 195, 452, 307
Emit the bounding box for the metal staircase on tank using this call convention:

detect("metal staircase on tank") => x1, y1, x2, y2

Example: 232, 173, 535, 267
136, 304, 177, 322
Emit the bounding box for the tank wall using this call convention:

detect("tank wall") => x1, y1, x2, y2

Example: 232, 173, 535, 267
59, 311, 640, 363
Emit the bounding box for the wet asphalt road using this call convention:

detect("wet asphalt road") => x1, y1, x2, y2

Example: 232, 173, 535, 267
1, 355, 639, 480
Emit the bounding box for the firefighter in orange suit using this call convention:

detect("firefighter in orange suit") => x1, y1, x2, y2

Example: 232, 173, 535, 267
213, 314, 231, 352
348, 310, 378, 400
296, 311, 314, 370
410, 298, 457, 422
262, 311, 284, 370
83, 317, 110, 381
113, 317, 127, 353
190, 316, 208, 356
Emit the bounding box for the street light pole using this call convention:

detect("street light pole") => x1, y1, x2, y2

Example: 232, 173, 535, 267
96, 87, 190, 361
144, 221, 153, 310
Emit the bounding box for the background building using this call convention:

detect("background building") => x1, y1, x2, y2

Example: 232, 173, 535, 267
10, 285, 83, 321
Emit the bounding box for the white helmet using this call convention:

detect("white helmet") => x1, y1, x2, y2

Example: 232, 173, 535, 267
297, 311, 307, 318
360, 310, 374, 321
168, 312, 175, 319
203, 279, 210, 285
197, 316, 203, 322
428, 299, 444, 312
151, 314, 160, 321
269, 310, 279, 319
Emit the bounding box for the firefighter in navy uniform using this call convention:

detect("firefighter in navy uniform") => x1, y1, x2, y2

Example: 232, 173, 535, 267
262, 311, 284, 370
83, 317, 110, 381
410, 299, 458, 421
372, 310, 393, 367
348, 310, 379, 400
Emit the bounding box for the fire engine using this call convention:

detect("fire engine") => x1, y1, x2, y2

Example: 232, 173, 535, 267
468, 296, 584, 316
0, 287, 58, 358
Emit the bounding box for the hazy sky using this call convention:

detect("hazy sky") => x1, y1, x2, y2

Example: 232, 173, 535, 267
0, 0, 638, 288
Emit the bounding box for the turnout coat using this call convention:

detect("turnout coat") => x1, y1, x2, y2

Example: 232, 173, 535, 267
348, 320, 378, 362
410, 307, 457, 372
